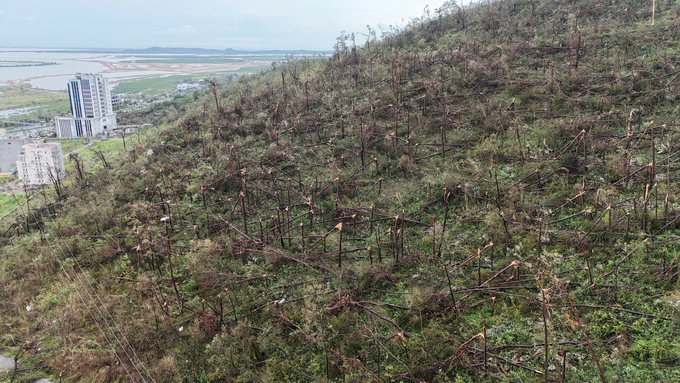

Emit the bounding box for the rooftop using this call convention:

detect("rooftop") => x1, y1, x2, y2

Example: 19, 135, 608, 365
24, 142, 60, 149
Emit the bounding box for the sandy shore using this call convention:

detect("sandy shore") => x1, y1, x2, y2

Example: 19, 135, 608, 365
3, 59, 272, 86
99, 60, 271, 74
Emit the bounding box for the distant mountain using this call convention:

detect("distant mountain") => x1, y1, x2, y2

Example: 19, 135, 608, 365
16, 0, 680, 382
123, 47, 226, 54
123, 47, 329, 55
223, 48, 330, 55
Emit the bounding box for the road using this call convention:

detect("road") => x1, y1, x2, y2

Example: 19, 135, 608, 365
63, 141, 95, 158
0, 141, 94, 194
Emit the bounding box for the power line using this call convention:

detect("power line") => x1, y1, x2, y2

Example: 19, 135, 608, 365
6, 127, 163, 381
37, 206, 156, 382
20, 198, 137, 382
17, 184, 153, 382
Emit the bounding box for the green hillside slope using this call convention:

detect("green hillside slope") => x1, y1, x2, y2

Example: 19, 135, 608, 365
3, 0, 680, 381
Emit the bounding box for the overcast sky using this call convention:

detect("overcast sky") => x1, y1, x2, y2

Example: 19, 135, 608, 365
0, 0, 449, 51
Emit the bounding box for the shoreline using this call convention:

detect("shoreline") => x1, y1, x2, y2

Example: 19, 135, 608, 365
0, 58, 272, 88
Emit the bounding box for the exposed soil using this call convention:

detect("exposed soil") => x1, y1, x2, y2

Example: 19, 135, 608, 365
99, 60, 271, 74
5, 59, 272, 86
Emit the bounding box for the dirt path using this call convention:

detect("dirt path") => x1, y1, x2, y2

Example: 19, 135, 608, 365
64, 141, 95, 158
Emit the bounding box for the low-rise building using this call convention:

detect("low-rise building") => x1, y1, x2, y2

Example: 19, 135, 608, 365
111, 94, 124, 106
16, 141, 65, 186
55, 114, 116, 138
176, 82, 201, 92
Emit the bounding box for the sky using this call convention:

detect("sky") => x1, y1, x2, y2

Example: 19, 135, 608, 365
0, 0, 450, 51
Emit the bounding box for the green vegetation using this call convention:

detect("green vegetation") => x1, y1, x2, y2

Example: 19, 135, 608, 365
0, 84, 67, 110
48, 138, 89, 155
0, 192, 26, 217
4, 0, 680, 382
0, 84, 70, 124
231, 65, 271, 73
128, 57, 246, 64
112, 67, 269, 98
82, 139, 126, 168
0, 175, 17, 185
113, 75, 203, 96
126, 56, 282, 64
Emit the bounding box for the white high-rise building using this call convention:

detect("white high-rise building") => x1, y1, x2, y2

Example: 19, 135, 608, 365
16, 142, 66, 185
55, 73, 117, 138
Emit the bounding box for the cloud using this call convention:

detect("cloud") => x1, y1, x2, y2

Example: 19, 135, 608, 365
164, 25, 198, 35
0, 0, 443, 50
26, 16, 36, 21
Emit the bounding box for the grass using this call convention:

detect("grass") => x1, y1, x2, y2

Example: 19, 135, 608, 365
86, 138, 125, 157
4, 0, 680, 382
0, 192, 25, 217
0, 137, 104, 216
231, 65, 271, 74
128, 58, 245, 64
0, 175, 17, 185
0, 84, 70, 125
112, 67, 270, 98
113, 75, 203, 96
48, 138, 88, 155
0, 84, 68, 111
51, 138, 126, 173
124, 54, 288, 64
81, 139, 126, 169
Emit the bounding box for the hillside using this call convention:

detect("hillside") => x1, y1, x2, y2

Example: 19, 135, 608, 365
3, 0, 680, 381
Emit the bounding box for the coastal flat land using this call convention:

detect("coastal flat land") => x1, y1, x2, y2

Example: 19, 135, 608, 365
99, 59, 272, 74
4, 57, 273, 87
0, 84, 67, 110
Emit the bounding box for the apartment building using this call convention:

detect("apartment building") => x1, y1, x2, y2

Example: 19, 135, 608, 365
16, 142, 66, 186
55, 73, 117, 138
0, 138, 28, 172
